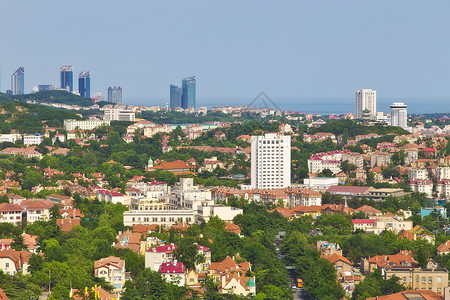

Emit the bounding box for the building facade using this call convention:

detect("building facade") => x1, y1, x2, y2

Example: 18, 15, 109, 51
103, 108, 135, 121
390, 102, 408, 129
251, 133, 291, 189
108, 87, 123, 104
11, 67, 24, 95
78, 71, 90, 98
64, 118, 110, 131
60, 66, 73, 91
355, 89, 376, 119
181, 76, 196, 109
169, 85, 182, 108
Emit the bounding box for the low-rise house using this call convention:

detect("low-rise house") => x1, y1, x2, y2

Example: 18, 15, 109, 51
0, 203, 23, 226
0, 239, 11, 251
323, 253, 352, 278
56, 218, 81, 232
159, 261, 186, 286
20, 199, 54, 224
360, 250, 418, 274
0, 249, 32, 275
114, 231, 141, 254
354, 205, 382, 216
317, 240, 342, 256
0, 147, 43, 159
94, 256, 126, 291
437, 241, 450, 255
353, 214, 413, 235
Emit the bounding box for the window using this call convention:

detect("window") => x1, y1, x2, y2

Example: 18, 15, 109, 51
5, 263, 9, 268
422, 277, 426, 283
429, 277, 432, 284
437, 277, 441, 283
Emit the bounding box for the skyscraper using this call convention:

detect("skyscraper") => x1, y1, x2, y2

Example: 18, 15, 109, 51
108, 87, 123, 104
181, 76, 196, 109
11, 67, 24, 95
390, 102, 408, 129
169, 85, 182, 108
355, 89, 376, 119
251, 133, 291, 189
78, 71, 90, 98
60, 66, 73, 92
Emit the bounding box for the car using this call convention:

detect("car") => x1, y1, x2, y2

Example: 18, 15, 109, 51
291, 284, 297, 289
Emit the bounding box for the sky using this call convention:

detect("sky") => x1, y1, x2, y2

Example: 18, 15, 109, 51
1, 0, 449, 108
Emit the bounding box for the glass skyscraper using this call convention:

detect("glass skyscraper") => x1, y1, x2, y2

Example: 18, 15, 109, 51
108, 87, 123, 104
181, 76, 196, 109
11, 67, 24, 95
78, 71, 90, 98
60, 66, 73, 92
170, 84, 182, 108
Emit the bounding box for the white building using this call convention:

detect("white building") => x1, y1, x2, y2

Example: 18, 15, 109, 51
23, 134, 44, 146
94, 256, 126, 291
0, 203, 23, 226
408, 168, 429, 181
0, 134, 20, 144
64, 118, 110, 131
409, 179, 433, 198
390, 102, 408, 129
103, 108, 136, 122
437, 167, 450, 180
251, 133, 291, 189
303, 177, 339, 190
355, 89, 377, 119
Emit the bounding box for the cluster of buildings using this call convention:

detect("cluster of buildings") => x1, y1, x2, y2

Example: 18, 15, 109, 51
169, 76, 196, 109
355, 88, 408, 130
3, 65, 123, 104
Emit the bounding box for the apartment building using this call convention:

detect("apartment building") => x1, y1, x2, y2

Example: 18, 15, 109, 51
94, 256, 126, 291
409, 179, 433, 198
251, 133, 291, 189
384, 268, 448, 294
103, 108, 135, 122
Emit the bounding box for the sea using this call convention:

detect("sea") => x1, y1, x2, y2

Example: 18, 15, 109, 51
124, 97, 450, 115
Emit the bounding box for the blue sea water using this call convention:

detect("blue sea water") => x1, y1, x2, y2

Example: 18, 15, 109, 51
125, 97, 450, 115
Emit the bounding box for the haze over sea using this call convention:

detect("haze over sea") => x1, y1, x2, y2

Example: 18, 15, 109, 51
125, 97, 450, 115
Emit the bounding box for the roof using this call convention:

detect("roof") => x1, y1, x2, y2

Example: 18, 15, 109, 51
366, 290, 443, 300
94, 256, 125, 270
0, 203, 22, 212
437, 241, 450, 253
352, 219, 376, 224
326, 186, 371, 194
356, 205, 381, 215
0, 288, 8, 300
159, 261, 185, 273
324, 253, 351, 265
56, 218, 81, 232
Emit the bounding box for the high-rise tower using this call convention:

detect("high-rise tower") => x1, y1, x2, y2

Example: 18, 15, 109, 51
251, 133, 291, 189
108, 87, 123, 104
11, 67, 24, 95
181, 76, 196, 109
60, 66, 73, 92
390, 102, 408, 129
78, 71, 90, 98
355, 89, 376, 119
170, 85, 182, 108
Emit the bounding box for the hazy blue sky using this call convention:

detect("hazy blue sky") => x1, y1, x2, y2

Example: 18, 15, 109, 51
1, 0, 449, 105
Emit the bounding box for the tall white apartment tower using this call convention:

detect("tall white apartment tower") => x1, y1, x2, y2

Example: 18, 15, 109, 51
390, 102, 408, 129
355, 89, 377, 119
251, 133, 291, 189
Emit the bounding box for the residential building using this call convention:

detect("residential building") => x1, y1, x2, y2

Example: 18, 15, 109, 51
60, 66, 73, 91
159, 261, 186, 286
11, 67, 24, 95
287, 189, 322, 207
108, 87, 122, 104
103, 107, 135, 122
181, 76, 196, 109
78, 71, 90, 98
64, 118, 110, 131
408, 168, 429, 181
23, 134, 43, 146
0, 134, 20, 144
94, 256, 126, 291
206, 256, 256, 297
367, 290, 445, 300
436, 180, 450, 199
169, 85, 182, 108
437, 241, 450, 255
0, 147, 43, 159
409, 179, 433, 198
352, 214, 413, 235
0, 203, 23, 225
0, 249, 32, 275
360, 250, 418, 274
384, 268, 448, 294
20, 199, 54, 224
390, 102, 408, 129
317, 240, 342, 256
251, 133, 291, 189
437, 167, 450, 180
323, 253, 352, 278
355, 89, 376, 119
142, 124, 172, 137
303, 177, 339, 190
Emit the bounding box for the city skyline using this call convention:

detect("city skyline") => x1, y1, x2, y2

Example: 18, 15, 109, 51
0, 1, 449, 103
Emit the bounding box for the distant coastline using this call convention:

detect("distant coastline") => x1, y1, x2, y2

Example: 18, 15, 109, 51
124, 97, 450, 115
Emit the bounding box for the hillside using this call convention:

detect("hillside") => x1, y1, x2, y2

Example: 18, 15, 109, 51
0, 101, 80, 134
0, 90, 96, 107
